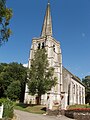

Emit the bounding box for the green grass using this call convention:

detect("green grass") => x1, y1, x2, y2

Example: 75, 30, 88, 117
14, 103, 46, 114
68, 104, 90, 109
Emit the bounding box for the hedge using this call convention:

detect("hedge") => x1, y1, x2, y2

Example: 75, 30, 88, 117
0, 98, 14, 120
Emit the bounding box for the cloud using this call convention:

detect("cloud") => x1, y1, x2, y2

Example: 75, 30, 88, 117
23, 63, 28, 67
86, 72, 90, 75
82, 33, 85, 37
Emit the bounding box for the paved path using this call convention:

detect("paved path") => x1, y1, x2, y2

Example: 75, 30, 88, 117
15, 110, 75, 120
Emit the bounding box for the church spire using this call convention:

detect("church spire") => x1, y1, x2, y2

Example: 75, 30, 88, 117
41, 1, 53, 37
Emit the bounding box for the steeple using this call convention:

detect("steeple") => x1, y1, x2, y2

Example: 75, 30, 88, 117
41, 0, 53, 37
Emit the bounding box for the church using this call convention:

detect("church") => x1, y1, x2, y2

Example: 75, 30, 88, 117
24, 1, 85, 109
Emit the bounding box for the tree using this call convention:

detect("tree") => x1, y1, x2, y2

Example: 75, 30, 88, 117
82, 76, 90, 104
6, 81, 21, 100
28, 49, 57, 105
0, 0, 12, 46
0, 62, 27, 102
0, 63, 8, 98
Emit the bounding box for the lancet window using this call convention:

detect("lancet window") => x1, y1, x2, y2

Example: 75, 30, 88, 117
53, 45, 55, 52
42, 42, 45, 49
38, 43, 40, 49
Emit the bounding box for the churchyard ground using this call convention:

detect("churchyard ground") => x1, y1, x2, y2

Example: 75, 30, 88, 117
15, 110, 75, 120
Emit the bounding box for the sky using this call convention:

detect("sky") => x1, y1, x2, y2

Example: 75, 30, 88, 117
0, 0, 90, 79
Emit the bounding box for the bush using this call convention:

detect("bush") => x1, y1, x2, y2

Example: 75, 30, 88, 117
0, 98, 14, 119
0, 101, 2, 106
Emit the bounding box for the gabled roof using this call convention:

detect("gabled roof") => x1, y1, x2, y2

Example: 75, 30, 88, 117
62, 66, 85, 87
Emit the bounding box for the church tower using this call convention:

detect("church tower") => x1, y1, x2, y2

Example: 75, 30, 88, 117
24, 1, 63, 109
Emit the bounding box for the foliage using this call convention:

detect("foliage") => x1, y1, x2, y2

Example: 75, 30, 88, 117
0, 101, 2, 106
0, 98, 14, 119
82, 76, 90, 104
0, 0, 12, 46
0, 62, 27, 102
28, 49, 57, 104
6, 81, 21, 101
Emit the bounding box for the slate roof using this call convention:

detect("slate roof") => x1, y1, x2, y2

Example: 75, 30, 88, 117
62, 66, 85, 87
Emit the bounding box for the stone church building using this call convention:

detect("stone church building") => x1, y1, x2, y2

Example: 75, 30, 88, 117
24, 1, 85, 109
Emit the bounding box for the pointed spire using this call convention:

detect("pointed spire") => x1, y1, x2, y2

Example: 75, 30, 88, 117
48, 0, 50, 4
41, 1, 53, 37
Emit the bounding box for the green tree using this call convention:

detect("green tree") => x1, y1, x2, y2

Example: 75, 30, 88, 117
28, 49, 57, 105
0, 62, 27, 102
0, 0, 12, 46
0, 63, 8, 98
6, 81, 21, 100
82, 76, 90, 104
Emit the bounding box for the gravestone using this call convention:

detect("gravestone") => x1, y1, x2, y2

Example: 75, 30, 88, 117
0, 104, 3, 119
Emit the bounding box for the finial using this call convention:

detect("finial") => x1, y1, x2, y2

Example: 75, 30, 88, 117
48, 0, 50, 4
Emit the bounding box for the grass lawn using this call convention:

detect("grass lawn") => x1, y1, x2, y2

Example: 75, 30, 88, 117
14, 103, 46, 114
68, 104, 90, 109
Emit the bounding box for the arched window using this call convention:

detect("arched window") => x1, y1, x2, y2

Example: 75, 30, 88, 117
53, 45, 55, 52
42, 42, 45, 49
38, 43, 40, 49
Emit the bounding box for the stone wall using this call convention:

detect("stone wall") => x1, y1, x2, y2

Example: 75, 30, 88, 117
65, 110, 90, 119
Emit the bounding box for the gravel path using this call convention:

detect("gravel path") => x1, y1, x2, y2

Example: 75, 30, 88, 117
14, 110, 75, 120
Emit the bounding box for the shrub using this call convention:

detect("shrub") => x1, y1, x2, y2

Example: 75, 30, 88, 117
0, 98, 14, 119
0, 101, 2, 106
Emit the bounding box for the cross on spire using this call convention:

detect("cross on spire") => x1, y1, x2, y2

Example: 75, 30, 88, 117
48, 0, 50, 4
